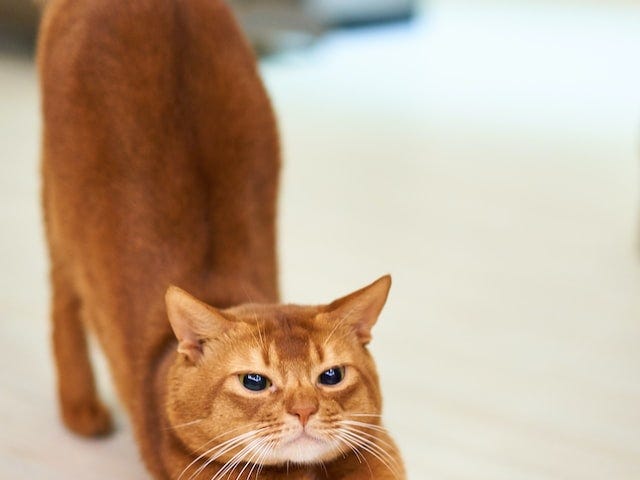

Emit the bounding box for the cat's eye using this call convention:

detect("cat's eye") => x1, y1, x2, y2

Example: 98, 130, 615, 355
318, 366, 345, 386
240, 373, 271, 392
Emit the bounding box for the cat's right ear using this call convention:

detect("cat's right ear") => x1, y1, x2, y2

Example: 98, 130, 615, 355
324, 275, 392, 345
165, 286, 233, 364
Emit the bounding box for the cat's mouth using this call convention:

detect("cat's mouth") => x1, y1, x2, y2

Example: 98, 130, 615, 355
286, 430, 323, 445
271, 429, 337, 464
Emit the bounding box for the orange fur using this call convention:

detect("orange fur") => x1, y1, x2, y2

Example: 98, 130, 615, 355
38, 0, 404, 478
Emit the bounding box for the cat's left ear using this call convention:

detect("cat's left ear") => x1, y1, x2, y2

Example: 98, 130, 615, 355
324, 275, 392, 345
165, 286, 234, 363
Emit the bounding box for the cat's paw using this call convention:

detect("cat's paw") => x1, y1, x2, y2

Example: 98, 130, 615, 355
61, 399, 113, 437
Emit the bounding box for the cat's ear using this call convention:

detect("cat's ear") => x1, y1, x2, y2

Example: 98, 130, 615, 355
165, 286, 233, 363
325, 275, 392, 345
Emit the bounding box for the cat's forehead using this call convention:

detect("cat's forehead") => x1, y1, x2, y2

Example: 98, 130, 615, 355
226, 302, 321, 321
224, 303, 349, 364
227, 303, 323, 337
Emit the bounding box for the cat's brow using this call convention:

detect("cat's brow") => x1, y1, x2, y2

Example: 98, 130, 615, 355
312, 341, 325, 363
250, 319, 270, 366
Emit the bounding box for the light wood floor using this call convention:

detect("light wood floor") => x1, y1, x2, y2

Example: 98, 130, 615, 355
2, 1, 640, 478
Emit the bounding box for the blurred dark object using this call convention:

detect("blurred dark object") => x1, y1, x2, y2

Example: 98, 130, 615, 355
230, 0, 322, 56
229, 0, 417, 55
0, 0, 40, 52
310, 0, 416, 27
0, 0, 416, 56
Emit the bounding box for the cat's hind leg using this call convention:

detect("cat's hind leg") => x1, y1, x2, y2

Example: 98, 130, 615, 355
50, 266, 112, 437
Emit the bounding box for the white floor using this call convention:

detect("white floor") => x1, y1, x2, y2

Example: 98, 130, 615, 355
2, 1, 640, 478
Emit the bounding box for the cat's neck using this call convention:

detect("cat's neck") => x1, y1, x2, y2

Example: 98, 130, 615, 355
136, 334, 180, 479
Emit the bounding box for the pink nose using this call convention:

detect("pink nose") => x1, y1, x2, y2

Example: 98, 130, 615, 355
289, 404, 318, 427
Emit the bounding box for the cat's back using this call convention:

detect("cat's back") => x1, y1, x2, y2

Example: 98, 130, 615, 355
39, 0, 279, 300
39, 0, 275, 175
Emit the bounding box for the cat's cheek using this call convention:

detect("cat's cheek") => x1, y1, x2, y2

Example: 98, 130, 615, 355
326, 385, 380, 421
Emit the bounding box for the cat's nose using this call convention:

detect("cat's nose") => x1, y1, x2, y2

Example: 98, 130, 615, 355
288, 403, 318, 427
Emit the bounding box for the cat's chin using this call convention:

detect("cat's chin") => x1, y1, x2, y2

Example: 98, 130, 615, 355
266, 432, 340, 465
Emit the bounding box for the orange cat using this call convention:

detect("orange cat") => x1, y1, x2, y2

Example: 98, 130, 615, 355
38, 0, 405, 478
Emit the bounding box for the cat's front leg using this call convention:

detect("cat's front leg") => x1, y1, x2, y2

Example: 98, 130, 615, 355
50, 266, 112, 437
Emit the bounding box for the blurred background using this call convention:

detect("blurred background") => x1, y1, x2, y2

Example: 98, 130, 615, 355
2, 0, 640, 479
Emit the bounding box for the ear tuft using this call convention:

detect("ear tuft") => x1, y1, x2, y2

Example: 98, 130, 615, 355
165, 286, 233, 363
325, 275, 392, 345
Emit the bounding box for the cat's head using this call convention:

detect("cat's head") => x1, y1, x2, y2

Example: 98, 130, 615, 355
164, 275, 391, 468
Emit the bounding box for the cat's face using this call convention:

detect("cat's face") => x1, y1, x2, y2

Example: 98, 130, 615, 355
164, 276, 390, 469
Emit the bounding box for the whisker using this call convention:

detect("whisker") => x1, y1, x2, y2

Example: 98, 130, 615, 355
330, 431, 366, 464
240, 285, 267, 353
338, 424, 397, 451
233, 436, 269, 480
256, 319, 268, 356
323, 306, 357, 346
341, 427, 400, 464
331, 431, 373, 476
245, 441, 267, 479
337, 428, 401, 478
210, 436, 268, 480
241, 285, 252, 302
331, 435, 351, 461
252, 438, 276, 480
339, 415, 396, 456
189, 423, 252, 457
187, 437, 248, 480
340, 419, 390, 433
208, 445, 251, 480
180, 426, 268, 480
257, 438, 277, 478
190, 436, 251, 480
319, 459, 328, 478
235, 434, 275, 480
201, 428, 278, 479
163, 418, 204, 431
339, 417, 402, 471
209, 427, 281, 480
